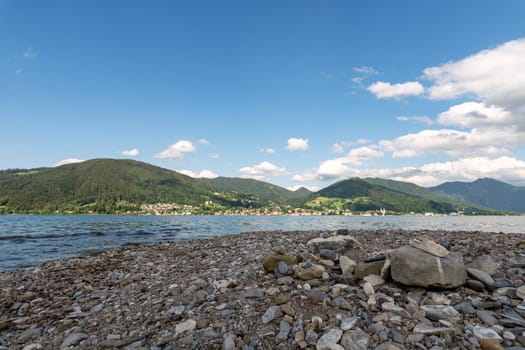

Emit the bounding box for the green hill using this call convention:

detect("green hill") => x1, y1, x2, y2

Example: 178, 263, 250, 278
0, 159, 216, 213
430, 178, 525, 213
364, 177, 474, 207
311, 177, 495, 214
200, 177, 309, 205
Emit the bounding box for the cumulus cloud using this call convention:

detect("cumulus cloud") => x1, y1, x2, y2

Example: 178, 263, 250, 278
261, 148, 276, 154
240, 161, 287, 180
179, 169, 218, 178
397, 116, 434, 125
424, 38, 525, 108
437, 102, 513, 129
121, 148, 139, 157
156, 140, 196, 159
286, 138, 309, 151
348, 146, 384, 160
292, 156, 525, 187
54, 158, 84, 167
198, 138, 209, 145
379, 126, 519, 159
367, 81, 424, 99
209, 153, 220, 159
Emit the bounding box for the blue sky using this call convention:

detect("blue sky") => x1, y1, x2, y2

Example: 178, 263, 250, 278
2, 1, 525, 190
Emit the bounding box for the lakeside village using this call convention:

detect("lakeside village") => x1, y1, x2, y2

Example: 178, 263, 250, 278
138, 201, 465, 217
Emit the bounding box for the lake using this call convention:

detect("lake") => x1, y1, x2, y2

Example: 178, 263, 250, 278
1, 215, 524, 271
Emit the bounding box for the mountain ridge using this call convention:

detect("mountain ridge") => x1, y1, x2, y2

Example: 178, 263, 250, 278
0, 158, 511, 214
430, 178, 525, 213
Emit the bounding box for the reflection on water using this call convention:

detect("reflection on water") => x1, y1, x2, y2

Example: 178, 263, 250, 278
0, 215, 524, 270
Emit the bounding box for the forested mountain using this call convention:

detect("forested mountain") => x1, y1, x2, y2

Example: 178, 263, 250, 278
430, 178, 525, 213
200, 177, 308, 205
0, 159, 214, 213
0, 159, 507, 215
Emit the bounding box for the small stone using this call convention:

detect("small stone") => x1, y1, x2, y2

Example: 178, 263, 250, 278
479, 338, 504, 350
363, 282, 374, 297
413, 323, 454, 335
409, 238, 449, 257
175, 319, 197, 337
281, 303, 296, 317
473, 326, 502, 340
306, 330, 319, 345
168, 305, 186, 315
60, 333, 88, 349
339, 256, 357, 275
331, 296, 352, 310
340, 329, 370, 350
307, 235, 361, 253
406, 333, 425, 343
262, 305, 283, 324
467, 268, 498, 290
278, 261, 289, 275
503, 331, 516, 340
340, 317, 359, 331
263, 251, 298, 272
363, 274, 384, 287
516, 286, 525, 300
320, 249, 338, 261
466, 279, 486, 291
316, 328, 343, 350
355, 259, 385, 279
295, 262, 326, 280
223, 333, 236, 350
276, 320, 292, 344
467, 255, 499, 275
421, 305, 461, 323
22, 345, 43, 350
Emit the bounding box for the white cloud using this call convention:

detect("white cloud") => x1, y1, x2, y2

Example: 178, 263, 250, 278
240, 161, 287, 180
437, 102, 513, 129
332, 143, 344, 153
54, 158, 84, 167
209, 153, 220, 159
156, 140, 196, 159
397, 115, 434, 125
261, 148, 276, 154
121, 148, 139, 157
287, 185, 320, 192
367, 81, 424, 99
379, 127, 521, 159
198, 138, 209, 145
348, 146, 384, 160
286, 138, 309, 151
424, 38, 525, 108
179, 169, 218, 179
292, 156, 525, 187
353, 66, 379, 75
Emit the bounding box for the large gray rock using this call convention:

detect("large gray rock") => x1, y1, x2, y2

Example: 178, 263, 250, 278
340, 329, 370, 350
390, 246, 466, 288
307, 235, 361, 253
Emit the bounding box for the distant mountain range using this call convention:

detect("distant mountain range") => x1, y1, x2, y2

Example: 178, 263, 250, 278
0, 158, 518, 214
430, 178, 525, 213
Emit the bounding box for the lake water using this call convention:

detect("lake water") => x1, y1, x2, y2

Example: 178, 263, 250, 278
1, 215, 524, 271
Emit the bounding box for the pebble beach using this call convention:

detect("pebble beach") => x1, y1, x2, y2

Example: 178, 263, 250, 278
1, 229, 525, 350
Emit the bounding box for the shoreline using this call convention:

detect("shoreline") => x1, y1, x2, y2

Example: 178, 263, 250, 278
1, 229, 525, 349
